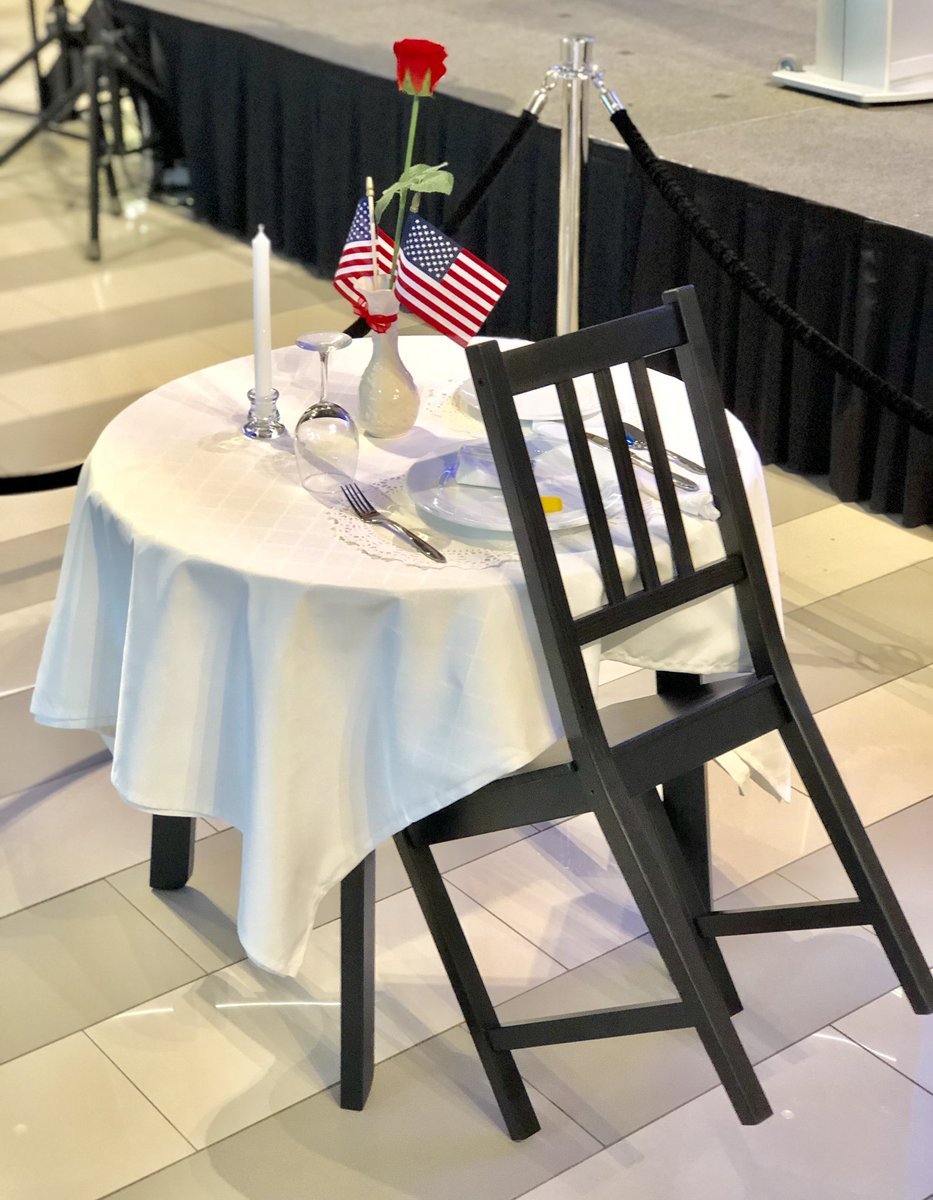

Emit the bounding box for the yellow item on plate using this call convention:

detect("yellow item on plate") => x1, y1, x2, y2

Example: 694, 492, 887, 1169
541, 495, 563, 514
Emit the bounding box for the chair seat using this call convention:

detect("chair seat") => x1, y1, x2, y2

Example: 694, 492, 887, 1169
513, 691, 651, 774
513, 675, 773, 786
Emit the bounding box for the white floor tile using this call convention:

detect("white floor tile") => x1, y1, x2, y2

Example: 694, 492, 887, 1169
780, 794, 933, 964
814, 667, 933, 824
446, 813, 648, 969
0, 879, 203, 1064
774, 504, 933, 610
500, 873, 897, 1144
87, 885, 563, 1147
836, 986, 933, 1094
103, 1027, 600, 1200
708, 763, 824, 894
0, 1033, 192, 1200
520, 1027, 933, 1200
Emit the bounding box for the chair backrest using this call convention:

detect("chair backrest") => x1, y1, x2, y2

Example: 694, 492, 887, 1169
466, 285, 786, 772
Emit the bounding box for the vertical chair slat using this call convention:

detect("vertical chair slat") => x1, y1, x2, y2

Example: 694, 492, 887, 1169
594, 368, 661, 591
629, 359, 694, 577
556, 378, 627, 605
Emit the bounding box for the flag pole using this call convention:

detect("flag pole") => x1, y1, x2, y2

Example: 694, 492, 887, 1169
365, 176, 380, 284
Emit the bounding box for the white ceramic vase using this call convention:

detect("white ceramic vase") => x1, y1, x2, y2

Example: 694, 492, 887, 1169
356, 282, 419, 439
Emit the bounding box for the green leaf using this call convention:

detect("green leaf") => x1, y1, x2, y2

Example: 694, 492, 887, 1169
373, 162, 455, 222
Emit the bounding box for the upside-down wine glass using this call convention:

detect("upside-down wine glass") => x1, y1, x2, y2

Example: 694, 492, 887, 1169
293, 331, 358, 497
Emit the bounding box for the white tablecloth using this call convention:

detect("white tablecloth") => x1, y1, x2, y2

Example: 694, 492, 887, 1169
32, 336, 787, 975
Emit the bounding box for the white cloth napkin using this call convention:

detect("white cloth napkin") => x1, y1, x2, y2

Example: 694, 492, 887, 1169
454, 442, 501, 488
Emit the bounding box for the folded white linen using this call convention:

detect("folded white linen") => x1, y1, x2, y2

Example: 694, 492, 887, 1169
454, 442, 500, 488
636, 469, 720, 521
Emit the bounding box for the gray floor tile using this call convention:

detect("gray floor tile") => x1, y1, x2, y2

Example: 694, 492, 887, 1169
0, 232, 208, 291
785, 564, 933, 712
0, 330, 46, 372
103, 1026, 601, 1200
763, 465, 835, 526
109, 828, 247, 973
0, 523, 67, 613
0, 391, 138, 475
0, 879, 203, 1064
12, 277, 320, 364
497, 873, 897, 1144
786, 559, 933, 696
780, 794, 933, 964
518, 1026, 933, 1200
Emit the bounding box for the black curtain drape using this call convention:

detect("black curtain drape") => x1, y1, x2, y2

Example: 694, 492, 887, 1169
117, 3, 933, 526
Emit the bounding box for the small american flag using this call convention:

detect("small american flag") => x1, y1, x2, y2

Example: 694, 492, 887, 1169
395, 213, 508, 346
333, 198, 395, 308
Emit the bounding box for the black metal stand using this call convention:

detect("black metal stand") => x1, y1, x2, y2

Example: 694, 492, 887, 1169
0, 1, 167, 261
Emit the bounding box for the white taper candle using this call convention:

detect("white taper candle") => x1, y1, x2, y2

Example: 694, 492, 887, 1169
252, 224, 272, 401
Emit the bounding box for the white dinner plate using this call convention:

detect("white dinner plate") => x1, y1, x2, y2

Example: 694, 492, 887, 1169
406, 447, 622, 534
454, 375, 602, 424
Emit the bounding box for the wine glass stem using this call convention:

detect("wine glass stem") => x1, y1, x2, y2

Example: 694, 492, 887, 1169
319, 348, 331, 404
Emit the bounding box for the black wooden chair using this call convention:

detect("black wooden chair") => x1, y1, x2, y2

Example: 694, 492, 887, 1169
392, 285, 933, 1141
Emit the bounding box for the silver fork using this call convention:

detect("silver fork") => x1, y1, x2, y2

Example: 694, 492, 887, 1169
341, 482, 446, 563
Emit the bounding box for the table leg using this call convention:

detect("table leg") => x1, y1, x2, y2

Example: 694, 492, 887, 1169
340, 851, 376, 1110
149, 815, 196, 890
656, 671, 711, 901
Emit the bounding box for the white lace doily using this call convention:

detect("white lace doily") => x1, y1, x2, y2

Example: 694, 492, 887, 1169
325, 473, 521, 570
423, 380, 486, 434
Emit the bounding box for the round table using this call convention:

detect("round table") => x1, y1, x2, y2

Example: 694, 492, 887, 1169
32, 336, 785, 975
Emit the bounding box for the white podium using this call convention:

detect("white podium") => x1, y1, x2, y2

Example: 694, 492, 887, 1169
773, 0, 933, 104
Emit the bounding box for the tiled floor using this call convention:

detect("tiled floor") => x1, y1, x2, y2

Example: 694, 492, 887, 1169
3, 5, 933, 1198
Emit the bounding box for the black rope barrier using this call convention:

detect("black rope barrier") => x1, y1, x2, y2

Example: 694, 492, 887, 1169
0, 464, 81, 495
343, 107, 541, 339
610, 107, 933, 438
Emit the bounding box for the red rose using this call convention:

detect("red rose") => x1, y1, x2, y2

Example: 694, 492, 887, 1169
393, 39, 447, 97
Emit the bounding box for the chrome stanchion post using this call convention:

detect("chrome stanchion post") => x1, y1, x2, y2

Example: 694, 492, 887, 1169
556, 35, 592, 335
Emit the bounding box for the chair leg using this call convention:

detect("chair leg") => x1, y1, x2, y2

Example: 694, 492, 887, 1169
394, 830, 541, 1141
594, 793, 771, 1125
340, 852, 376, 1110
782, 712, 933, 1014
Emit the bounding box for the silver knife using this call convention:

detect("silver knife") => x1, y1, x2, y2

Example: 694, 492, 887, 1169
623, 422, 707, 476
585, 431, 700, 493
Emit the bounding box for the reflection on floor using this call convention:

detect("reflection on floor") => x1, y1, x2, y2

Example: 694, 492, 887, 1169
3, 8, 933, 1198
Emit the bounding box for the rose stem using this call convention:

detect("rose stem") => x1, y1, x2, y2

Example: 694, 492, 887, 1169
389, 94, 420, 286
